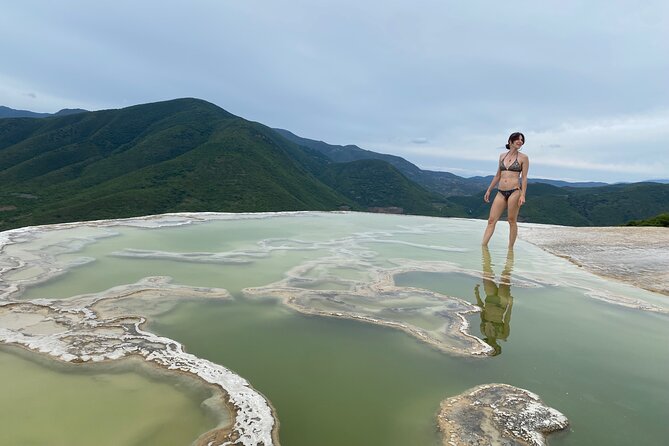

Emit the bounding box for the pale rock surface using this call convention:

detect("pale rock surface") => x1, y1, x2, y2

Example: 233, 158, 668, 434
438, 383, 568, 446
520, 224, 669, 296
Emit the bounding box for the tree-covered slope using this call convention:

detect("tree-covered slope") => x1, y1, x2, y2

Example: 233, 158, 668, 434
319, 159, 463, 215
0, 98, 351, 229
625, 213, 669, 227
274, 128, 484, 196
1, 98, 666, 229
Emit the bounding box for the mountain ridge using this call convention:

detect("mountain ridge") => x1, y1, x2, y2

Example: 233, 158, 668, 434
1, 98, 459, 229
0, 98, 355, 228
2, 105, 659, 188
0, 105, 88, 119
274, 128, 616, 192
1, 98, 667, 229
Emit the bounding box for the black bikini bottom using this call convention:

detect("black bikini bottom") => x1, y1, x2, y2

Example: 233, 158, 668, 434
497, 188, 520, 201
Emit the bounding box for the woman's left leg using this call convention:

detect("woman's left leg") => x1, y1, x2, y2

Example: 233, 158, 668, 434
506, 190, 522, 248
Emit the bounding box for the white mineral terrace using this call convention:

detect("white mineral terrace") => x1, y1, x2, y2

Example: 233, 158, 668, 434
0, 212, 502, 445
519, 223, 669, 296
1, 212, 666, 445
0, 213, 292, 446
243, 257, 499, 356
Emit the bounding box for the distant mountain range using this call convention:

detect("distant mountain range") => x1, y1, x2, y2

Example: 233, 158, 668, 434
274, 128, 486, 196
469, 176, 609, 188
274, 129, 618, 193
0, 106, 88, 119
0, 99, 667, 229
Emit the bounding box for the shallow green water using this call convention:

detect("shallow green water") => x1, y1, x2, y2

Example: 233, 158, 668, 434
4, 212, 669, 445
0, 347, 218, 446
150, 290, 669, 446
152, 299, 477, 446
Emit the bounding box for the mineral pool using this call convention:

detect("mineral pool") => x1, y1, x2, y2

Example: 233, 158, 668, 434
1, 212, 668, 445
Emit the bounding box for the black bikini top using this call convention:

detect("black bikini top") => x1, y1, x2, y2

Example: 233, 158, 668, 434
500, 152, 522, 172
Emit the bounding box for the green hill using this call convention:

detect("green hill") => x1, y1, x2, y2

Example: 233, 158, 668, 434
273, 129, 611, 195
625, 213, 669, 227
319, 159, 462, 215
1, 98, 667, 229
0, 99, 355, 229
274, 128, 484, 196
0, 98, 455, 230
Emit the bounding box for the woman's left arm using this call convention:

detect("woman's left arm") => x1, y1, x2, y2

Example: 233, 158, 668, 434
519, 156, 529, 206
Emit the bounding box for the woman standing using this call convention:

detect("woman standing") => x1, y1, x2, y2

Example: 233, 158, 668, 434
481, 132, 529, 247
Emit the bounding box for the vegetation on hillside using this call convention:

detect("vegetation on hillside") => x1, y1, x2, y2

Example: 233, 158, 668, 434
625, 213, 669, 227
319, 159, 462, 215
1, 98, 667, 230
0, 99, 353, 229
275, 128, 484, 196
0, 98, 451, 230
448, 182, 669, 226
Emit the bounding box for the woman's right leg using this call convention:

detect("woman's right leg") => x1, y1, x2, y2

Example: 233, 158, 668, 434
482, 193, 507, 246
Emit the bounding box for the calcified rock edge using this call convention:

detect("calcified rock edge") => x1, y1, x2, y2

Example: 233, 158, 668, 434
243, 256, 496, 357
0, 213, 286, 446
438, 383, 569, 446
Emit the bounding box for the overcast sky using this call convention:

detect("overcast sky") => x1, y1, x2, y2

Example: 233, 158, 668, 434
1, 1, 667, 182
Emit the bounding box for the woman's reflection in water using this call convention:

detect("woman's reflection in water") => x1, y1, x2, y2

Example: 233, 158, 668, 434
474, 246, 514, 356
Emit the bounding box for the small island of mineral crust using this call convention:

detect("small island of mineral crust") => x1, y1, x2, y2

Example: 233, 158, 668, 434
437, 383, 569, 446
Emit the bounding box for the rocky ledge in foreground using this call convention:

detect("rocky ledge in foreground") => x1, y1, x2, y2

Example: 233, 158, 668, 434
438, 383, 568, 446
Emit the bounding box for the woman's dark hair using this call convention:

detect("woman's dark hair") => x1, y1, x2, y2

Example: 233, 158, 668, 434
505, 132, 525, 150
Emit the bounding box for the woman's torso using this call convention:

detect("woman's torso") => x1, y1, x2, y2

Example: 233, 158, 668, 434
498, 151, 523, 190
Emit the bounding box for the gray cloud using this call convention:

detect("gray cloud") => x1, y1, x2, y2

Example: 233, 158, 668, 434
0, 0, 667, 182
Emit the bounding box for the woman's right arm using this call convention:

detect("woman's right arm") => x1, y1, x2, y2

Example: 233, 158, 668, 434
484, 169, 500, 203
